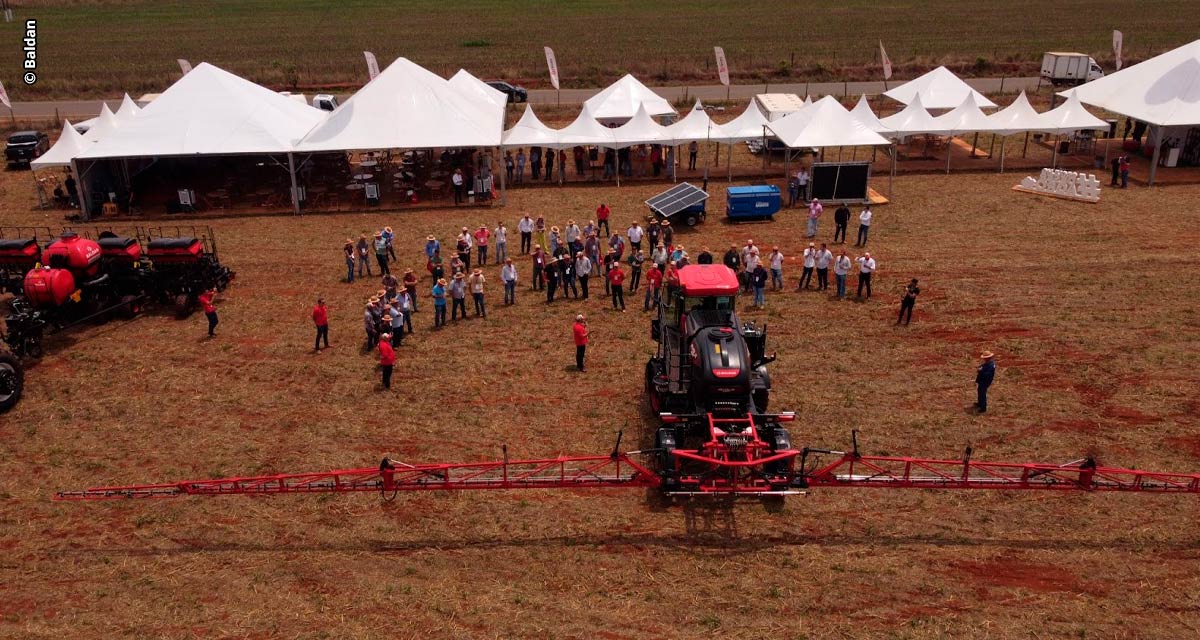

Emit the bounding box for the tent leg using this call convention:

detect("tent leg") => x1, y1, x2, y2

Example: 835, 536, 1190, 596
1051, 135, 1059, 169
1022, 131, 1030, 158
889, 143, 896, 199
851, 146, 857, 161
999, 136, 1006, 173
287, 152, 301, 215
987, 134, 995, 159
727, 143, 733, 183
500, 146, 508, 205
616, 149, 621, 188
971, 132, 979, 158
71, 158, 91, 221
1149, 139, 1161, 186
946, 136, 953, 174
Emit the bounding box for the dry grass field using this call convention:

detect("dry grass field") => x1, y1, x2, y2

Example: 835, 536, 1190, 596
4, 0, 1200, 98
1, 146, 1199, 638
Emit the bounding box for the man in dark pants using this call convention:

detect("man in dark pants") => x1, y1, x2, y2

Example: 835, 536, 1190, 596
897, 279, 919, 326
573, 314, 589, 372
312, 297, 329, 351
608, 262, 626, 311
378, 334, 395, 390
975, 351, 996, 413
199, 288, 218, 337
1110, 155, 1121, 187
833, 204, 850, 244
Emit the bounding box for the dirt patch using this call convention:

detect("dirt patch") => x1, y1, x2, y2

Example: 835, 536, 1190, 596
950, 557, 1102, 595
1165, 435, 1200, 459
1101, 405, 1162, 426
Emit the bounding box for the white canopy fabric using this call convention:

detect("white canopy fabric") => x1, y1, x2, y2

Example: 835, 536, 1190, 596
1067, 39, 1200, 126
32, 121, 86, 169
766, 96, 891, 148
713, 100, 770, 142
79, 63, 326, 159
611, 103, 670, 148
297, 57, 500, 152
82, 104, 121, 144
931, 94, 997, 134
557, 103, 617, 148
583, 74, 676, 121
664, 100, 726, 144
115, 93, 141, 121
986, 91, 1044, 135
850, 94, 892, 134
879, 94, 947, 136
502, 104, 560, 147
448, 69, 507, 130
883, 66, 997, 109
1039, 89, 1108, 133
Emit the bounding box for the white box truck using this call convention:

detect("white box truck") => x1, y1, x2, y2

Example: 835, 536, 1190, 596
1041, 52, 1104, 85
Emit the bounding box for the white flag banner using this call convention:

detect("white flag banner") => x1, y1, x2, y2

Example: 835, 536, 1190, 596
364, 51, 380, 80
544, 46, 560, 90
0, 80, 10, 109
880, 41, 893, 80
1113, 30, 1124, 70
714, 46, 730, 86
177, 59, 193, 75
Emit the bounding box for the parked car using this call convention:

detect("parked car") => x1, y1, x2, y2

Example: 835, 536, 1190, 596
312, 94, 339, 112
486, 80, 527, 103
5, 131, 49, 168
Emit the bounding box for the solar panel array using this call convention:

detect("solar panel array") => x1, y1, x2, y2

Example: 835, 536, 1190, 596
644, 182, 709, 217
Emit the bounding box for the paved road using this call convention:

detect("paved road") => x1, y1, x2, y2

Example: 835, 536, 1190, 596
8, 77, 1042, 120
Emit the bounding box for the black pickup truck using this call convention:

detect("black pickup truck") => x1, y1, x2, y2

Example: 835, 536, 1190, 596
5, 131, 49, 168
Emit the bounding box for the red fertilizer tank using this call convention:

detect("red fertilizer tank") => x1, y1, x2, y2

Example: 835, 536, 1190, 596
22, 267, 77, 307
42, 232, 101, 277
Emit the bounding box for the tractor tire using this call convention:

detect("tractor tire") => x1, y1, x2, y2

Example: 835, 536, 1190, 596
0, 352, 23, 413
173, 294, 194, 318
119, 295, 142, 320
752, 388, 770, 413
645, 360, 662, 413
685, 213, 699, 227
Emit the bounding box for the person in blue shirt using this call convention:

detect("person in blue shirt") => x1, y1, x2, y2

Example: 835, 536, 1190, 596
431, 279, 447, 328
975, 351, 996, 413
425, 235, 440, 261
382, 226, 397, 263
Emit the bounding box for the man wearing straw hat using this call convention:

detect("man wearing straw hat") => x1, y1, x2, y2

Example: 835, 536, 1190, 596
387, 300, 405, 347
432, 278, 448, 327
402, 268, 419, 313
343, 239, 356, 283
378, 333, 396, 390
373, 231, 390, 276
449, 272, 468, 321
468, 268, 487, 318
382, 226, 397, 263
364, 299, 380, 349
975, 351, 997, 413
501, 257, 518, 305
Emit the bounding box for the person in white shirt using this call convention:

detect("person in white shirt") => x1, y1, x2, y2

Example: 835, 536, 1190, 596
651, 243, 669, 268
564, 219, 581, 254
768, 246, 785, 290
806, 198, 823, 238
494, 221, 508, 264
815, 243, 833, 291
796, 168, 810, 204
501, 258, 518, 305
451, 168, 465, 205
798, 243, 816, 290
468, 268, 487, 318
856, 252, 876, 299
745, 247, 761, 273
627, 222, 644, 252
856, 205, 873, 247
741, 239, 756, 267
575, 251, 593, 300
518, 214, 535, 254
833, 250, 852, 299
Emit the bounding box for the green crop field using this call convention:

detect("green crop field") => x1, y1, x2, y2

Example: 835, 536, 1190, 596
1, 0, 1199, 98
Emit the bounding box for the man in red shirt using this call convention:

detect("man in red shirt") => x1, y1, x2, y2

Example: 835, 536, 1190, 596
644, 263, 662, 311
199, 288, 218, 337
607, 262, 626, 312
378, 333, 396, 389
312, 297, 329, 351
572, 314, 589, 372
596, 203, 611, 238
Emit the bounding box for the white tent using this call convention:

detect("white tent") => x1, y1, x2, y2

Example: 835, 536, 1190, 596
665, 100, 726, 144
1038, 89, 1107, 134
986, 91, 1043, 135
448, 69, 507, 130
583, 74, 675, 122
612, 103, 671, 148
556, 103, 617, 148
932, 94, 997, 134
80, 63, 326, 159
849, 94, 892, 134
1067, 39, 1200, 127
714, 100, 770, 142
879, 94, 947, 137
114, 93, 141, 121
31, 121, 86, 169
883, 66, 997, 109
297, 57, 500, 152
83, 105, 121, 144
766, 96, 891, 148
502, 104, 560, 147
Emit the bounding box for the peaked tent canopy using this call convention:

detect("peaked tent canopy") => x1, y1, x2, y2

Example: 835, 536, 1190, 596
879, 94, 948, 136
82, 104, 121, 144
448, 69, 507, 130
850, 94, 892, 134
583, 74, 676, 121
1039, 89, 1108, 133
297, 57, 501, 152
32, 121, 87, 169
612, 103, 671, 148
502, 104, 560, 147
931, 94, 997, 134
714, 100, 771, 142
115, 93, 141, 121
883, 66, 997, 109
557, 103, 617, 148
986, 91, 1044, 135
766, 96, 891, 148
665, 100, 726, 143
79, 63, 326, 159
1067, 38, 1200, 127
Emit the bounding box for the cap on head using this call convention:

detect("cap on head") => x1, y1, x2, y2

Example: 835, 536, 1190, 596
576, 314, 584, 321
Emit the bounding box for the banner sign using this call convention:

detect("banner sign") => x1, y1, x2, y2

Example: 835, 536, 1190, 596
364, 51, 380, 80
714, 46, 729, 86
0, 80, 10, 109
880, 41, 893, 80
544, 46, 560, 90
1113, 30, 1124, 70
177, 59, 192, 75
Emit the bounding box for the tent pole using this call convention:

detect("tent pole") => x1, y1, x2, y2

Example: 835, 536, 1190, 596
71, 158, 90, 221
987, 134, 995, 159
1149, 136, 1161, 186
999, 136, 1006, 173
851, 146, 857, 161
500, 145, 508, 206
728, 143, 733, 183
287, 152, 300, 215
1051, 134, 1059, 169
616, 147, 620, 187
889, 143, 896, 199
971, 132, 979, 158
946, 135, 953, 174
761, 125, 768, 178
1022, 131, 1030, 158
32, 170, 45, 210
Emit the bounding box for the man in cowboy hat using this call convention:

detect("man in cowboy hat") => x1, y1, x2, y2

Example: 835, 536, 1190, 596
468, 268, 487, 318
975, 351, 996, 413
432, 278, 448, 327
424, 235, 440, 261
378, 333, 396, 390
494, 220, 508, 264
343, 239, 356, 283
457, 227, 473, 271
474, 224, 490, 266
573, 314, 589, 372
402, 268, 419, 314
659, 219, 673, 248
449, 272, 468, 321
897, 278, 919, 326
501, 257, 518, 305
382, 226, 397, 262
364, 299, 380, 349
373, 231, 390, 276
387, 301, 405, 346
